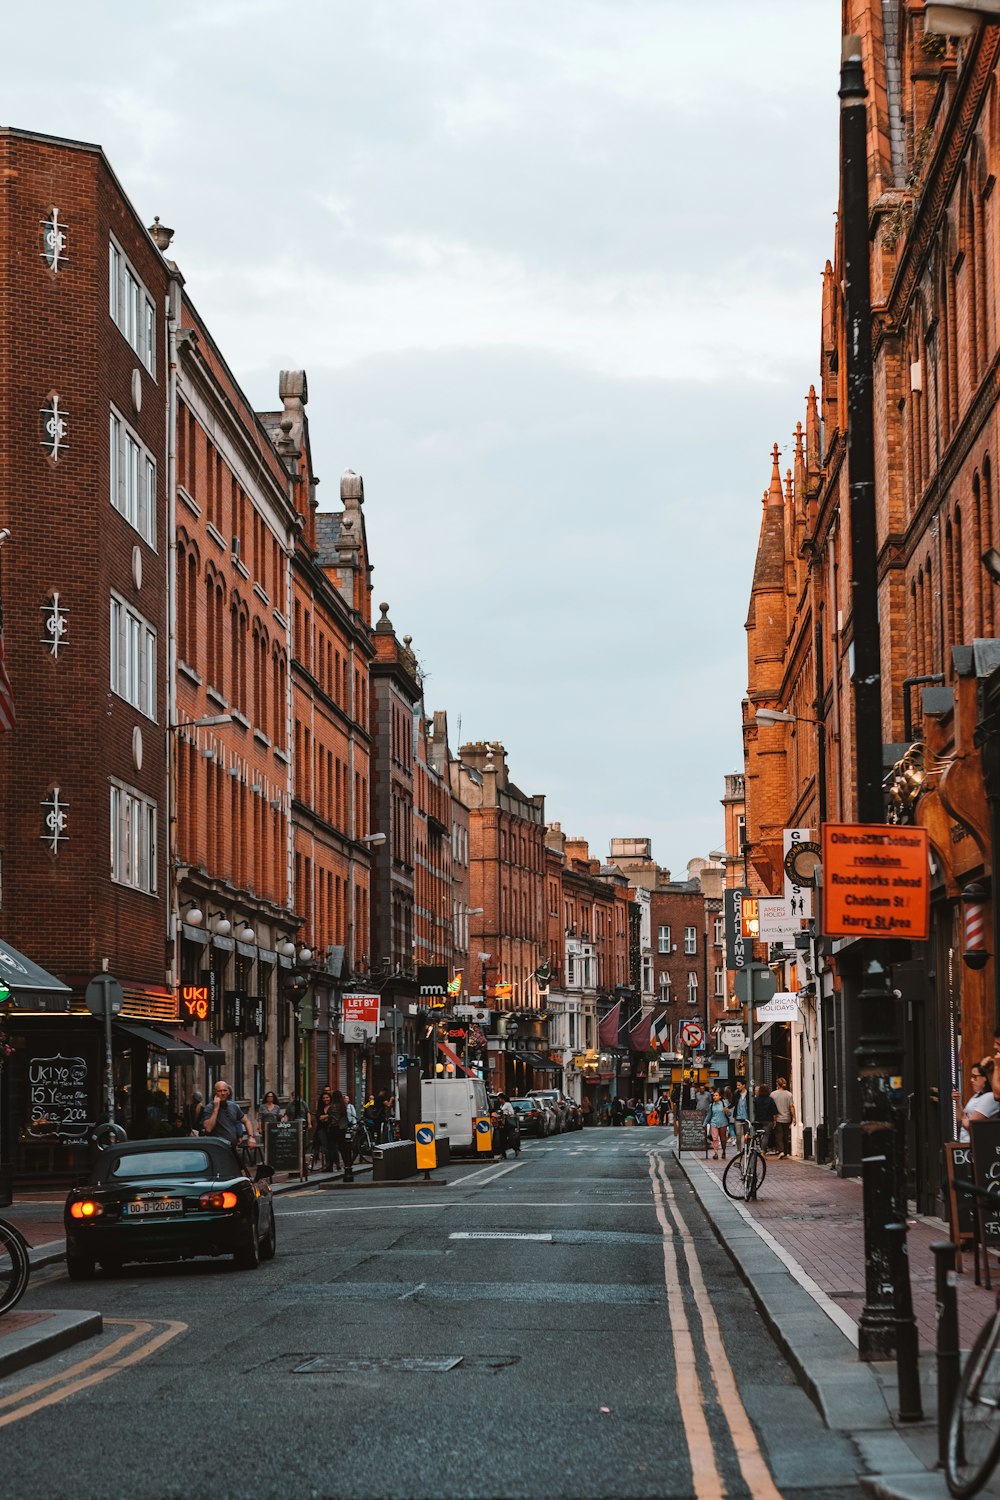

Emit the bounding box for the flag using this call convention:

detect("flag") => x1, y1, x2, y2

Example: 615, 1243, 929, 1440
534, 959, 551, 986
0, 583, 15, 733
629, 1011, 652, 1053
447, 972, 462, 996
598, 1000, 621, 1050
650, 1013, 671, 1051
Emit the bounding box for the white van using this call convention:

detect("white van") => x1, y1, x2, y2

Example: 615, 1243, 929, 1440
419, 1077, 491, 1151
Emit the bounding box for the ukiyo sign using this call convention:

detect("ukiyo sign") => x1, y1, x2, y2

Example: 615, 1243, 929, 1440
821, 823, 930, 940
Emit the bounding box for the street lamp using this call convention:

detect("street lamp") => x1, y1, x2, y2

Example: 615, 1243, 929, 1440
755, 709, 827, 824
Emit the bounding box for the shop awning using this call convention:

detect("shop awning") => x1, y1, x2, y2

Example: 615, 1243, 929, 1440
114, 1022, 214, 1066
0, 938, 71, 1003
512, 1050, 559, 1073
172, 1028, 226, 1065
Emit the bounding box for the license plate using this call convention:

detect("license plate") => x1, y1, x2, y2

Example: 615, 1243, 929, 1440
125, 1198, 183, 1216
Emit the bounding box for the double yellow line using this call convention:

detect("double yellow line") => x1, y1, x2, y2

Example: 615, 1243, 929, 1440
0, 1317, 186, 1428
648, 1151, 782, 1500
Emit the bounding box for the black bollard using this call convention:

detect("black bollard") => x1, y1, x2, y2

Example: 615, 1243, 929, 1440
886, 1221, 924, 1422
932, 1241, 960, 1465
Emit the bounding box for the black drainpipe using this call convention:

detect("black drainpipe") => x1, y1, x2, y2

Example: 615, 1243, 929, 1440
902, 673, 945, 744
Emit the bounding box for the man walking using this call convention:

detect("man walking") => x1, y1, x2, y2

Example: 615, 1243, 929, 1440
201, 1080, 257, 1155
770, 1076, 795, 1158
731, 1079, 751, 1150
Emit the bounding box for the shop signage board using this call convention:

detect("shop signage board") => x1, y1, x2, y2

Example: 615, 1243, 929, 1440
27, 1052, 92, 1140
180, 982, 211, 1022
821, 823, 930, 940
723, 888, 751, 970
758, 897, 796, 943
678, 1110, 708, 1153
342, 992, 380, 1039
264, 1119, 305, 1178
970, 1118, 1000, 1250
783, 828, 815, 919
755, 992, 801, 1024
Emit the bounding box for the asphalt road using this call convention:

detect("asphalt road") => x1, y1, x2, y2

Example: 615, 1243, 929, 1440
1, 1129, 866, 1500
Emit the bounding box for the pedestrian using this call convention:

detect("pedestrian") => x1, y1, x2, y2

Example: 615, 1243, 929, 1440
655, 1091, 670, 1126
580, 1094, 593, 1127
314, 1087, 334, 1170
706, 1089, 731, 1160
610, 1096, 626, 1127
344, 1092, 359, 1131
496, 1093, 519, 1158
329, 1090, 354, 1178
954, 1060, 999, 1142
257, 1089, 285, 1137
770, 1077, 796, 1158
182, 1090, 203, 1136
694, 1080, 712, 1149
633, 1097, 647, 1127
731, 1079, 751, 1150
753, 1084, 777, 1153
200, 1080, 257, 1156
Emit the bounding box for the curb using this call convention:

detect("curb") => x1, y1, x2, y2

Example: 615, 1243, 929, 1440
0, 1309, 103, 1379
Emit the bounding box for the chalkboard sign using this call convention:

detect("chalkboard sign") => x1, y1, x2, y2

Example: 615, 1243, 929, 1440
678, 1109, 708, 1154
945, 1141, 977, 1280
264, 1119, 306, 1177
970, 1119, 1000, 1286
27, 1052, 92, 1141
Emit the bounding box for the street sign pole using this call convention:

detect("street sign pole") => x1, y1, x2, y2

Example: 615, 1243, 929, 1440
85, 974, 124, 1130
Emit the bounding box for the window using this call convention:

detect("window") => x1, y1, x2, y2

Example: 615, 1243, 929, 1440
110, 780, 157, 893
687, 972, 699, 1005
713, 915, 724, 947
684, 926, 697, 955
642, 956, 653, 992
658, 924, 671, 953
714, 967, 725, 999
109, 238, 155, 374
110, 409, 156, 545
110, 594, 157, 720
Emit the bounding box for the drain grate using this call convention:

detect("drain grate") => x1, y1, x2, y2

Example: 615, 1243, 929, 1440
294, 1355, 462, 1374
449, 1232, 552, 1242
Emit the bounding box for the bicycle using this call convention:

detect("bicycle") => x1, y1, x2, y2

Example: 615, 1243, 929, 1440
352, 1122, 375, 1165
946, 1179, 1000, 1497
0, 1216, 31, 1315
722, 1127, 768, 1202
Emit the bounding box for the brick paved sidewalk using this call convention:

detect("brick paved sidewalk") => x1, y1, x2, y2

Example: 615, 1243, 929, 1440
691, 1148, 996, 1352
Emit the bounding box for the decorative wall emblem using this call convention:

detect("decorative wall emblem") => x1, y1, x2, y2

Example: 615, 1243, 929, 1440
40, 395, 68, 461
41, 209, 67, 272
42, 787, 68, 853
41, 592, 68, 657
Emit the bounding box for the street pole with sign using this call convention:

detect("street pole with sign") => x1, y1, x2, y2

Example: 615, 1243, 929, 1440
85, 974, 124, 1137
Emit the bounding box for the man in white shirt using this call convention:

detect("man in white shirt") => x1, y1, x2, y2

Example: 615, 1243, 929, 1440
769, 1077, 795, 1158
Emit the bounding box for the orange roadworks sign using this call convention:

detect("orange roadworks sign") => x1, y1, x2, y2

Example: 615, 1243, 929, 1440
474, 1116, 492, 1153
821, 823, 929, 940
415, 1122, 437, 1172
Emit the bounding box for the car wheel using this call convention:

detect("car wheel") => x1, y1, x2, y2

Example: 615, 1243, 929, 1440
66, 1251, 96, 1281
234, 1221, 260, 1270
260, 1210, 277, 1262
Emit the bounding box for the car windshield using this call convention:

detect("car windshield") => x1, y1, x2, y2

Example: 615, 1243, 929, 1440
510, 1100, 534, 1111
107, 1149, 212, 1180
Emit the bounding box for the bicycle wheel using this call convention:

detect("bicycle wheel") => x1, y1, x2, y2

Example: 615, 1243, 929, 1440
722, 1155, 746, 1200
947, 1309, 1000, 1497
354, 1128, 373, 1165
0, 1218, 31, 1315
744, 1149, 765, 1201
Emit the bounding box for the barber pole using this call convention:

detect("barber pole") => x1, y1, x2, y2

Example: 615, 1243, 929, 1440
962, 882, 989, 971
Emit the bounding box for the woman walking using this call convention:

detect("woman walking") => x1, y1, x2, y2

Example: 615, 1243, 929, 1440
314, 1087, 334, 1171
706, 1089, 731, 1160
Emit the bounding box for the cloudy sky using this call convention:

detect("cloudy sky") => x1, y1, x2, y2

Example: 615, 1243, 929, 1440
3, 1, 840, 875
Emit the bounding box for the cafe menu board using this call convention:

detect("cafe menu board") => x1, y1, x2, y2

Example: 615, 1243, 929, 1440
945, 1142, 976, 1246
821, 823, 930, 940
677, 1110, 708, 1154
970, 1118, 1000, 1250
28, 1052, 92, 1140
264, 1120, 306, 1177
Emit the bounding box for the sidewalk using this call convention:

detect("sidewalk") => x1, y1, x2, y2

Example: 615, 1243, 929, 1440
677, 1144, 1000, 1500
0, 1162, 366, 1379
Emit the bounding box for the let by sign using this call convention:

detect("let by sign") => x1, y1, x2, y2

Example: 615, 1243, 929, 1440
180, 983, 210, 1021
821, 823, 930, 940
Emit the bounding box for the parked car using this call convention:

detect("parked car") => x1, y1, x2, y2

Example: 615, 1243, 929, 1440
64, 1137, 276, 1278
509, 1097, 548, 1137
529, 1089, 570, 1133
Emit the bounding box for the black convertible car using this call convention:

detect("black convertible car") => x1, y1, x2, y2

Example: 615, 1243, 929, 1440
64, 1137, 276, 1278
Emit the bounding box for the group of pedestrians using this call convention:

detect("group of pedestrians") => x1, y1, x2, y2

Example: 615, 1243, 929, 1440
694, 1076, 796, 1160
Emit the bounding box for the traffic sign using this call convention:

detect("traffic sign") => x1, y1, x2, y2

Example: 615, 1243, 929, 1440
822, 822, 930, 939
415, 1122, 437, 1172
85, 974, 124, 1018
680, 1021, 705, 1049
474, 1116, 492, 1154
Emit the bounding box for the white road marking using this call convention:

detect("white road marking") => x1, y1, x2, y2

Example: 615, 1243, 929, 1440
449, 1231, 552, 1241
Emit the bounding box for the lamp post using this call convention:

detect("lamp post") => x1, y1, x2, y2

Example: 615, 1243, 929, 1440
754, 709, 827, 825
840, 36, 920, 1408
